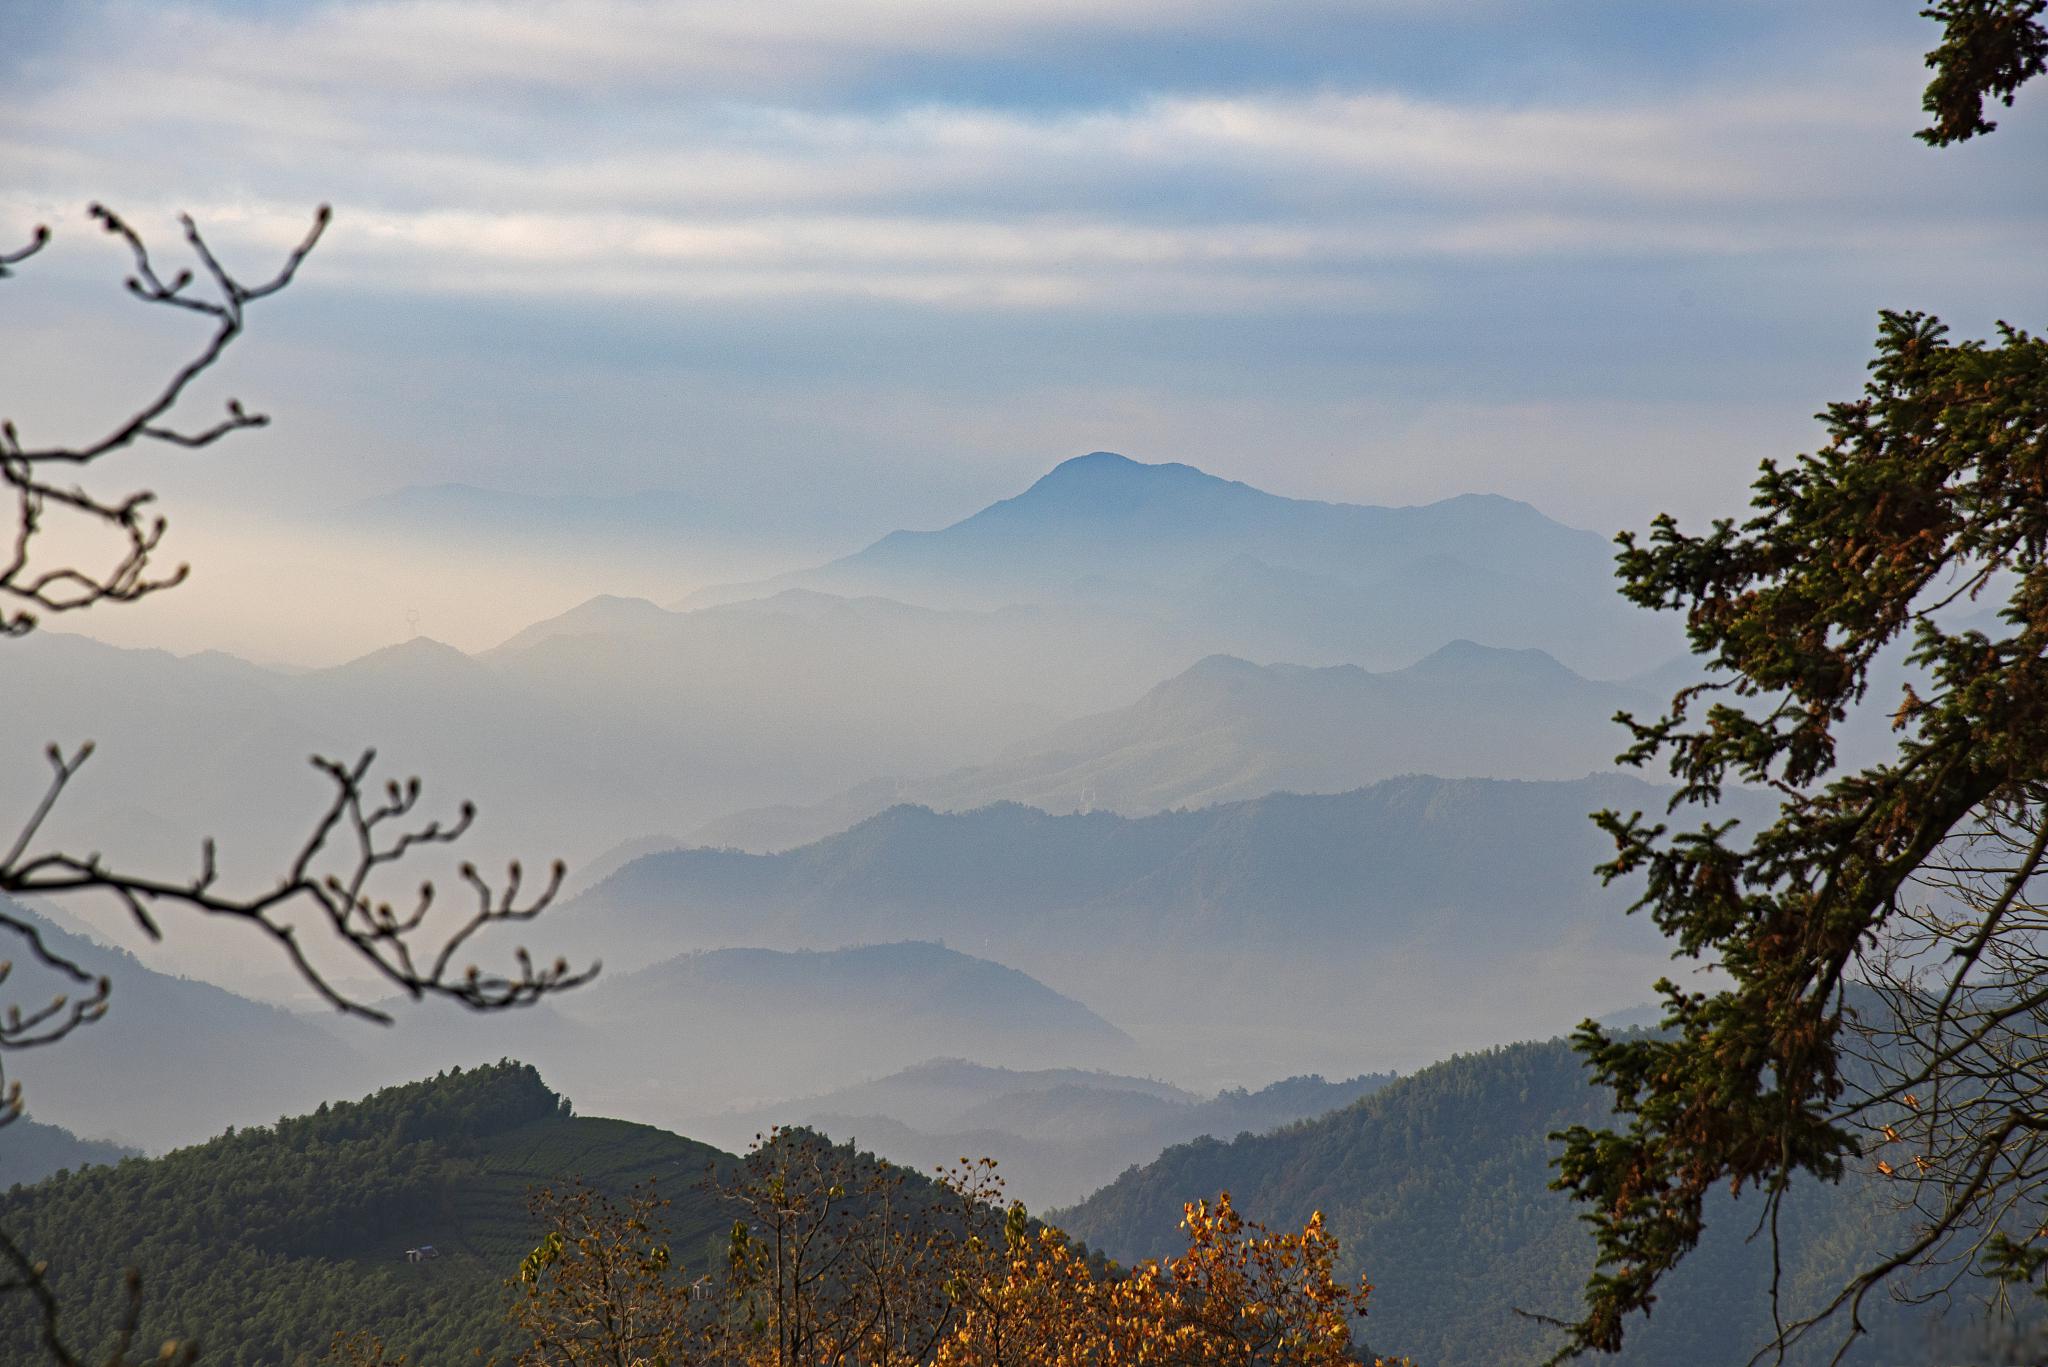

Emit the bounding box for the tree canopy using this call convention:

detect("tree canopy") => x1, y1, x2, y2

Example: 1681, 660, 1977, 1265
1550, 4, 2047, 1356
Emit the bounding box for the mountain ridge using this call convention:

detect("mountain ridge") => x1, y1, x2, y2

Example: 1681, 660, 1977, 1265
561, 774, 1765, 1081
688, 646, 1654, 852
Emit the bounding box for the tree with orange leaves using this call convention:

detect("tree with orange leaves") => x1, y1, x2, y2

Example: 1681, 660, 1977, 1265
502, 1133, 1402, 1366
936, 1190, 1395, 1367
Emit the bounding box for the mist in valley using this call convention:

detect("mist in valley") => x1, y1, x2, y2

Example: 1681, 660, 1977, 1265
3, 1, 2042, 1361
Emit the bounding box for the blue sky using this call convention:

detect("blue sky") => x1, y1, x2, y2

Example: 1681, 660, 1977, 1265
3, 0, 2045, 658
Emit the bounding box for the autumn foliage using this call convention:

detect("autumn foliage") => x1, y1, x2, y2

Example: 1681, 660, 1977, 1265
507, 1130, 1401, 1366
937, 1193, 1379, 1367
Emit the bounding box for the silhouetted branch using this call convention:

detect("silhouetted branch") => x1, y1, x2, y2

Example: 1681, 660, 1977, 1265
0, 1230, 194, 1367
0, 228, 50, 281
0, 204, 328, 636
0, 746, 594, 1027
0, 207, 594, 1364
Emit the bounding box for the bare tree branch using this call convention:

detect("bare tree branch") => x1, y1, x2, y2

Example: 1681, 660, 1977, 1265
1, 204, 328, 637
0, 746, 596, 1026
0, 206, 595, 1364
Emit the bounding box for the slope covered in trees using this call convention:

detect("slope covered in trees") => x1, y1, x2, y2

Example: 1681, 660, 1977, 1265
1056, 1036, 1982, 1365
0, 1062, 731, 1366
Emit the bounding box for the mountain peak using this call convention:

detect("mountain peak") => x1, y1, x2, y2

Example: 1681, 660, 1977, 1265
1056, 450, 1140, 473
928, 454, 1266, 540
1026, 451, 1223, 494
320, 634, 479, 681
1401, 638, 1579, 682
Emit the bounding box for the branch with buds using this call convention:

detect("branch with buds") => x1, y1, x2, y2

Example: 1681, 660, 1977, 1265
0, 207, 594, 1366
1, 204, 327, 636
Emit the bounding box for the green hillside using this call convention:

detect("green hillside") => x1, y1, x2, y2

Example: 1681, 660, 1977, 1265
0, 1062, 732, 1366
1056, 1036, 1992, 1366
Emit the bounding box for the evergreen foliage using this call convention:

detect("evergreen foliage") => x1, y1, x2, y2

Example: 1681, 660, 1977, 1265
1549, 16, 2047, 1331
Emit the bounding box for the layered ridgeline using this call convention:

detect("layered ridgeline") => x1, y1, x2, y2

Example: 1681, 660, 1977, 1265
0, 1063, 732, 1367
556, 774, 1773, 1081
507, 941, 1139, 1122
0, 898, 368, 1153
1, 578, 1191, 898
692, 643, 1656, 852
1054, 1037, 1968, 1367
4, 454, 1675, 975
709, 1059, 1396, 1209
0, 895, 1133, 1154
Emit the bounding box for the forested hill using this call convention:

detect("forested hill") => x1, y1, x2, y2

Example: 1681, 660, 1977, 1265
0, 1062, 733, 1366
1055, 1036, 1971, 1366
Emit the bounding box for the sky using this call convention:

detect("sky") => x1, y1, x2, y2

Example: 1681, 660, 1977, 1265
3, 0, 2045, 662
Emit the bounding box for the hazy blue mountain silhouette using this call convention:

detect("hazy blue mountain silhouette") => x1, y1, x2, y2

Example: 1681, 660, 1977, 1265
340, 938, 1140, 1130
585, 774, 1691, 954
0, 1115, 137, 1189
712, 1058, 1395, 1208
691, 642, 1655, 851
558, 774, 1774, 1080
595, 941, 1127, 1045
0, 899, 367, 1153
502, 941, 1140, 1124
681, 452, 1676, 676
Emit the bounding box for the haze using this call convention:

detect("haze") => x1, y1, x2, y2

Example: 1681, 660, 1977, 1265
1, 3, 2043, 1362
6, 0, 2042, 663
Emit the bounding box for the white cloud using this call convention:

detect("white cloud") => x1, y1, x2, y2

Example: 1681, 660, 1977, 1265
9, 2, 2023, 313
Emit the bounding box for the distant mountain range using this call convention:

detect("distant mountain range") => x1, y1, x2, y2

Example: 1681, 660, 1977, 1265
684, 452, 1678, 677
710, 1058, 1395, 1209
556, 941, 1138, 1118
574, 773, 1700, 957
346, 937, 1144, 1134
0, 898, 369, 1153
0, 896, 1137, 1151
557, 774, 1774, 1080
8, 454, 1691, 989
691, 641, 1655, 851
0, 1116, 136, 1190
